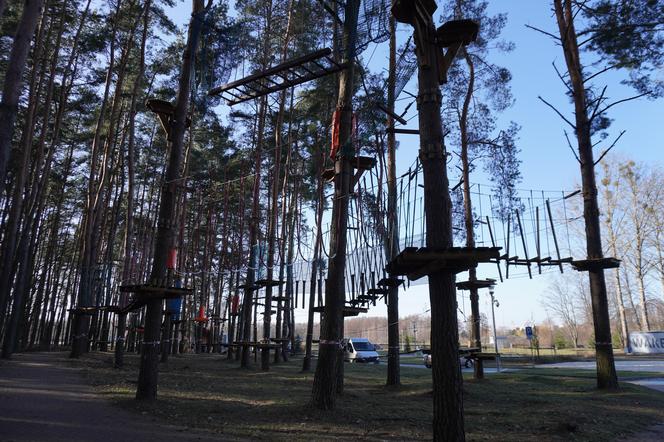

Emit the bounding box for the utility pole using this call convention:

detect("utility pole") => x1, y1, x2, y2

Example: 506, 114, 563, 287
311, 0, 361, 410
412, 322, 418, 348
489, 285, 500, 372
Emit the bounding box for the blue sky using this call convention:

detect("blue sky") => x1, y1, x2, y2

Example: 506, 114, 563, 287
167, 1, 663, 329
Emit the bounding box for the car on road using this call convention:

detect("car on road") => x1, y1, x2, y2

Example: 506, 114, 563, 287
344, 338, 380, 364
423, 350, 473, 369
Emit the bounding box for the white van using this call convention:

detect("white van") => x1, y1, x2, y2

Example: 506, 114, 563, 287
344, 338, 380, 363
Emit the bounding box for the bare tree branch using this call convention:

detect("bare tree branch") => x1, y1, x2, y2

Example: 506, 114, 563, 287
525, 24, 561, 41
583, 62, 628, 84
594, 130, 626, 166
539, 95, 577, 129
564, 130, 582, 165
596, 92, 651, 117
588, 85, 607, 122
553, 61, 573, 94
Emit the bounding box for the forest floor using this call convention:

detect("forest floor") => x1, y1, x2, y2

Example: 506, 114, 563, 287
0, 352, 223, 441
59, 350, 664, 441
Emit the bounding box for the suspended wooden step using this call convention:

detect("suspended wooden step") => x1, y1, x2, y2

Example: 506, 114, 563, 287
349, 298, 367, 306
254, 342, 281, 349
260, 310, 277, 315
312, 306, 368, 317
377, 277, 404, 287
255, 279, 284, 288
571, 257, 621, 272
270, 337, 290, 343
238, 283, 259, 290
455, 279, 496, 291
271, 296, 290, 303
67, 307, 99, 315
208, 48, 347, 106
367, 288, 389, 296
385, 246, 501, 281
386, 127, 419, 135
356, 294, 379, 303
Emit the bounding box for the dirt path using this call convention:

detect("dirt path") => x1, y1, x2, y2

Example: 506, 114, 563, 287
0, 352, 229, 441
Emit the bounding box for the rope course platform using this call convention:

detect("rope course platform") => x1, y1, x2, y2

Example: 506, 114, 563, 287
571, 257, 621, 271
238, 283, 259, 290
255, 279, 284, 288
269, 337, 290, 343
109, 284, 193, 313
385, 247, 501, 280
67, 307, 98, 315
208, 48, 347, 106
119, 284, 193, 298
313, 305, 368, 317
377, 277, 404, 287
455, 279, 496, 291
322, 156, 378, 182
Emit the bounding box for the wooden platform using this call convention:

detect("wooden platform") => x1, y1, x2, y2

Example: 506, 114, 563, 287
67, 307, 98, 315
270, 296, 290, 303
119, 284, 192, 299
455, 279, 496, 291
571, 257, 621, 271
322, 156, 378, 182
385, 247, 502, 280
238, 283, 259, 290
366, 288, 388, 296
312, 306, 368, 317
255, 279, 284, 288
377, 277, 404, 288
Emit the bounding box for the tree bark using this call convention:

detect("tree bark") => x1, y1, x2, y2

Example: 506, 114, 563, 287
135, 0, 206, 400
405, 4, 465, 439
0, 0, 46, 199
553, 0, 618, 389
385, 14, 400, 387
311, 0, 360, 409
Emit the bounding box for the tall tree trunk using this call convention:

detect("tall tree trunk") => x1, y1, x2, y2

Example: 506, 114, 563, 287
70, 0, 123, 358
459, 49, 484, 379
0, 0, 46, 198
0, 6, 49, 354
135, 0, 206, 400
553, 0, 618, 389
303, 152, 324, 372
311, 0, 360, 409
116, 0, 150, 368
402, 5, 466, 439
385, 14, 400, 386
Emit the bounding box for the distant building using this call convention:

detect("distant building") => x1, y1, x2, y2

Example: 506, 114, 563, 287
488, 335, 509, 350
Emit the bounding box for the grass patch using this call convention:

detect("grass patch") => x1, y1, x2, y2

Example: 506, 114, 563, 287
74, 352, 664, 441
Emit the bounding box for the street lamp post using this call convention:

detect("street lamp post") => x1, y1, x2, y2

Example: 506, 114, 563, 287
489, 285, 501, 373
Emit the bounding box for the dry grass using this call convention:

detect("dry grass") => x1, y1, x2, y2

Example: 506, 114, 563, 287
74, 352, 664, 441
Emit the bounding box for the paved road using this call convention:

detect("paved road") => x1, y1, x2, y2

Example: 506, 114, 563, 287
535, 360, 664, 373
534, 359, 664, 394
0, 352, 226, 441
